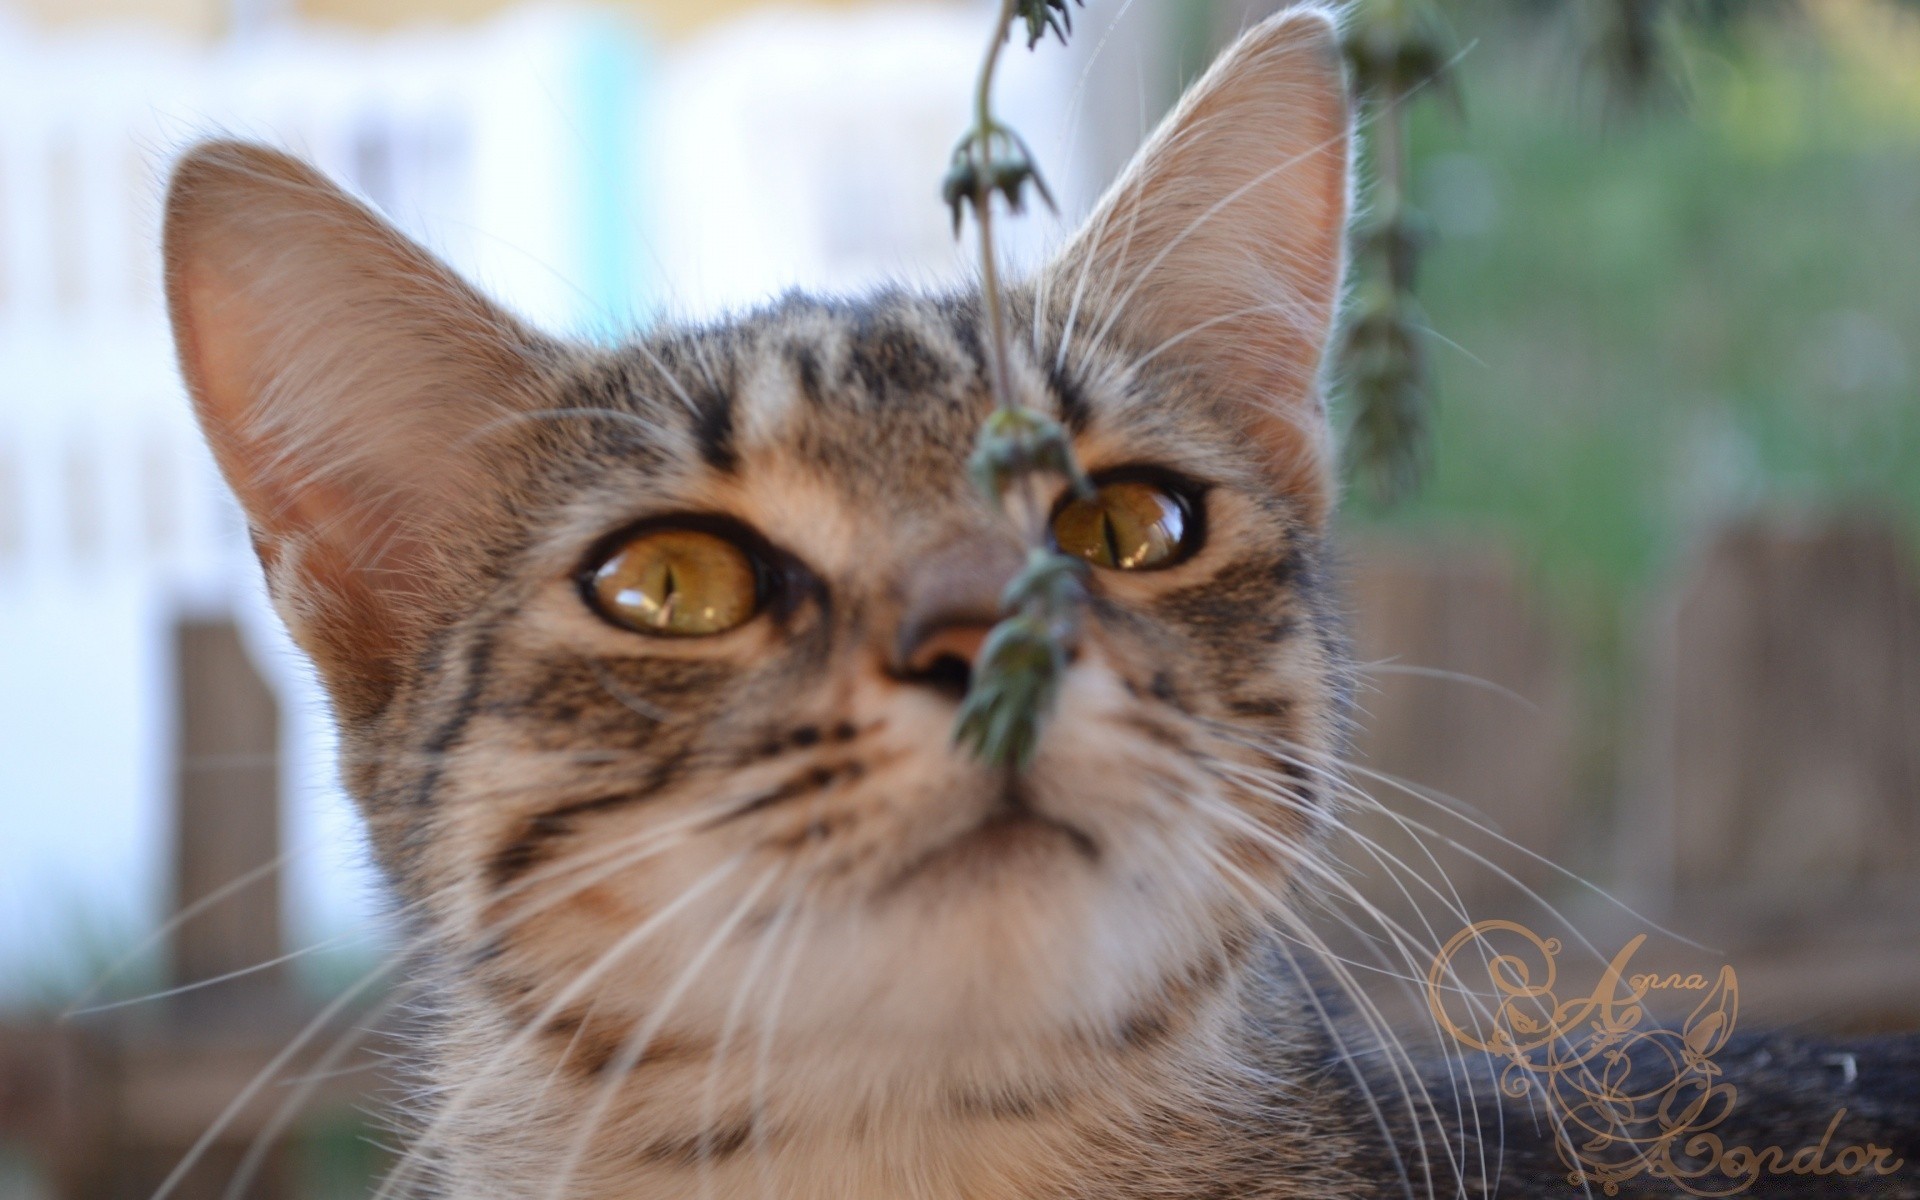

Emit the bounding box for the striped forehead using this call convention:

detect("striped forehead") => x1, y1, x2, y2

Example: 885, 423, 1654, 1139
615, 291, 1236, 522
714, 296, 992, 490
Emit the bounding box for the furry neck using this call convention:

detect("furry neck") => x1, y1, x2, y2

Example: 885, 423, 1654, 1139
425, 965, 1352, 1200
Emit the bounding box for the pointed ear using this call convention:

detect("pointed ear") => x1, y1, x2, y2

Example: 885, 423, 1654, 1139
1046, 7, 1351, 524
165, 141, 557, 719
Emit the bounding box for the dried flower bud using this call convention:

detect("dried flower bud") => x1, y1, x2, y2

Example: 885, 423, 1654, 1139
946, 0, 1091, 772
1343, 0, 1456, 107
1002, 547, 1088, 619
942, 127, 1054, 238
942, 147, 981, 237
969, 405, 1091, 502
1352, 208, 1429, 293
1338, 280, 1431, 507
952, 611, 1066, 770
1015, 0, 1082, 49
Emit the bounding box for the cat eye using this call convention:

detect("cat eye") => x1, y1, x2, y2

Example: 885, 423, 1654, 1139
583, 523, 764, 637
1050, 474, 1201, 571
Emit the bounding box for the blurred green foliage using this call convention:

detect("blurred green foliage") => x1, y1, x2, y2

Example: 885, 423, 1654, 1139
1344, 1, 1920, 601
1332, 1, 1920, 825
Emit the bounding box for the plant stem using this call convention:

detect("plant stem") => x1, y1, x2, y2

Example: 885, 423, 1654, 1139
974, 0, 1019, 414
1373, 83, 1403, 226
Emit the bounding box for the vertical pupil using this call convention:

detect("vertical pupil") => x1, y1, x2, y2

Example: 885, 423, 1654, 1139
1101, 510, 1123, 567
1053, 480, 1189, 570
589, 527, 759, 636
658, 560, 678, 625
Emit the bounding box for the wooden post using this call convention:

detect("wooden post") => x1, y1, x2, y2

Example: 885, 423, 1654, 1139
1634, 516, 1920, 899
1620, 513, 1920, 1028
169, 618, 288, 1020
1338, 537, 1580, 933
162, 616, 292, 1198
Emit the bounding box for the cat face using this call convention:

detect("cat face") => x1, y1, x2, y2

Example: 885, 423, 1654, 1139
164, 5, 1350, 1155
396, 290, 1346, 1052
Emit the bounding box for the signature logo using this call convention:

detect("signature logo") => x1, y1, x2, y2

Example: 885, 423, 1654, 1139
1426, 920, 1905, 1196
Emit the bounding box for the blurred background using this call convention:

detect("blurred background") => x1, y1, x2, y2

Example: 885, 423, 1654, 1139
0, 0, 1915, 1195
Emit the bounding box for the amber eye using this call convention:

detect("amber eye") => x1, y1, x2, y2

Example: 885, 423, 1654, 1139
585, 526, 762, 636
1051, 477, 1198, 571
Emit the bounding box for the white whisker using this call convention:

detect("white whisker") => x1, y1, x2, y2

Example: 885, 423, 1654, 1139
544, 866, 783, 1199
374, 854, 749, 1200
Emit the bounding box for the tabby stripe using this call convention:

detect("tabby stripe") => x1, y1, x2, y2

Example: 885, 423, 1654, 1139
1115, 927, 1251, 1051
546, 1013, 714, 1077
692, 385, 738, 472
486, 747, 692, 888
789, 345, 826, 407
407, 624, 500, 814
1048, 361, 1093, 432
705, 760, 866, 829
637, 1117, 757, 1167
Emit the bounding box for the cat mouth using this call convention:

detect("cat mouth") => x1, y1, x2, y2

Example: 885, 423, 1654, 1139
880, 782, 1099, 895
967, 805, 1099, 863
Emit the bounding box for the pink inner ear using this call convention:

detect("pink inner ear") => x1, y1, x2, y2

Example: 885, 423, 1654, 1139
164, 139, 550, 719
1043, 10, 1351, 526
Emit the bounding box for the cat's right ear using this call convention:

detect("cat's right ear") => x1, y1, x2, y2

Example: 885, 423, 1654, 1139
1043, 7, 1351, 527
165, 141, 555, 719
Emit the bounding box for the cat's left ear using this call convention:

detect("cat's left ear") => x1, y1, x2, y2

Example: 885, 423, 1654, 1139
166, 141, 558, 720
1044, 7, 1351, 525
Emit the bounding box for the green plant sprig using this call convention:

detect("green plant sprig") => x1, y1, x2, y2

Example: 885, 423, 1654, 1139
944, 0, 1090, 771
1339, 0, 1455, 508
1336, 0, 1716, 509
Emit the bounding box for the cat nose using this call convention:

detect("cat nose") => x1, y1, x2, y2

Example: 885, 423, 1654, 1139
891, 535, 1024, 699
899, 622, 994, 696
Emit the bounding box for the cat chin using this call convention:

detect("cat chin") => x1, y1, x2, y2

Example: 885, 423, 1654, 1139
760, 855, 1230, 1052
869, 798, 1098, 899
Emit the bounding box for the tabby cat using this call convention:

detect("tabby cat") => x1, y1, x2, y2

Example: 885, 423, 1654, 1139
164, 8, 1917, 1197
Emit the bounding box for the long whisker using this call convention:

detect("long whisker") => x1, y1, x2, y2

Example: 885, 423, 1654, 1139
1204, 788, 1513, 1200
1308, 752, 1689, 963
1352, 657, 1542, 714
59, 752, 706, 1016
1183, 793, 1463, 1198
1183, 752, 1553, 1196
64, 847, 298, 1018
148, 957, 398, 1200
151, 802, 733, 1198
752, 867, 822, 1200
1278, 862, 1505, 1198
543, 866, 783, 1200
697, 848, 822, 1200
1267, 748, 1634, 1198
219, 982, 420, 1200
1197, 715, 1707, 955
149, 748, 802, 1190
66, 928, 372, 1017
373, 854, 749, 1200
1196, 835, 1423, 1200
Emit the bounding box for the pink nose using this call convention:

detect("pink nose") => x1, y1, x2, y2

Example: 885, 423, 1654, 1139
891, 533, 1024, 697
901, 621, 992, 679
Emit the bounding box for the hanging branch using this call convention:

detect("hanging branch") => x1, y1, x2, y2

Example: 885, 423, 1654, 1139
943, 0, 1091, 771
1339, 0, 1456, 508
1590, 0, 1700, 112
1337, 0, 1714, 508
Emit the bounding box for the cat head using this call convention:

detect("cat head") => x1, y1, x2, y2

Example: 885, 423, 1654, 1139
166, 4, 1350, 1137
